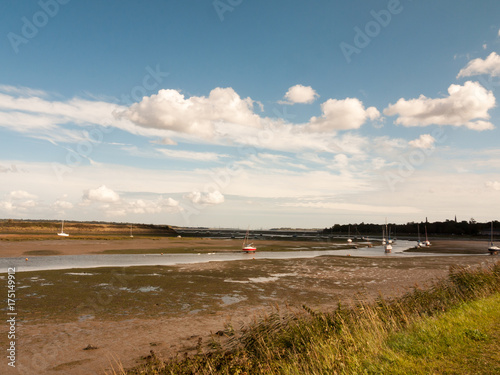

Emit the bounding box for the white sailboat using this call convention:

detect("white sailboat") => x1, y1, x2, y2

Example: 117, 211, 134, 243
488, 222, 500, 255
382, 226, 386, 245
424, 225, 431, 246
347, 225, 352, 243
417, 223, 423, 247
242, 228, 256, 253
130, 224, 134, 238
384, 220, 392, 253
57, 220, 69, 237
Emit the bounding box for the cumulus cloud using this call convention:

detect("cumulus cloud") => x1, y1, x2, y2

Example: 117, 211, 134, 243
185, 190, 225, 206
409, 134, 436, 149
457, 52, 500, 78
82, 185, 120, 203
116, 87, 262, 138
486, 181, 500, 191
126, 197, 180, 214
9, 190, 37, 200
384, 81, 496, 131
307, 98, 380, 132
0, 84, 385, 154
53, 199, 74, 211
19, 200, 36, 208
0, 201, 13, 211
281, 84, 319, 104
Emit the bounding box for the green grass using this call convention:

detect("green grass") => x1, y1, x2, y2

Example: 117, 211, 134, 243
116, 261, 500, 375
370, 294, 500, 374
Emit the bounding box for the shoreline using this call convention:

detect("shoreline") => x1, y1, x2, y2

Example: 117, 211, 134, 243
0, 237, 493, 258
0, 238, 497, 374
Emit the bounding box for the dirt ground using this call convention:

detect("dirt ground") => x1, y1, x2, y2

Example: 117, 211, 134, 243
0, 238, 497, 375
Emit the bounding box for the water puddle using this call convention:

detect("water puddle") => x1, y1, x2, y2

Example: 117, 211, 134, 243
221, 295, 247, 305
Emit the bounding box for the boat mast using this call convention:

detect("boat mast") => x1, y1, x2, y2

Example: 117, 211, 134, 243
491, 222, 494, 246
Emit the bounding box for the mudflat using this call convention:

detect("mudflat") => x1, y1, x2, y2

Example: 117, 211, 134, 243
0, 237, 496, 375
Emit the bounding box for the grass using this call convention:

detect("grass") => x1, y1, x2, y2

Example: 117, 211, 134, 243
370, 294, 500, 374
114, 261, 500, 375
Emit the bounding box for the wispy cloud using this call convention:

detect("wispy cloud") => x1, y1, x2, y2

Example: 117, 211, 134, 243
157, 148, 229, 162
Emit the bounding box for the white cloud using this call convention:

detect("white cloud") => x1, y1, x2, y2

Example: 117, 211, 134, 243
307, 98, 380, 132
9, 190, 37, 200
281, 84, 319, 104
0, 89, 177, 145
384, 81, 496, 130
19, 200, 37, 208
185, 190, 225, 206
126, 197, 180, 214
157, 148, 227, 162
0, 92, 122, 128
82, 185, 120, 203
53, 199, 74, 211
409, 134, 436, 149
150, 137, 177, 145
0, 85, 48, 97
332, 154, 349, 170
0, 201, 14, 211
0, 85, 385, 155
116, 87, 262, 138
486, 181, 500, 191
457, 52, 500, 78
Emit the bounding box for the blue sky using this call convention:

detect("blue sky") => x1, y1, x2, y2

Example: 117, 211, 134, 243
1, 0, 500, 228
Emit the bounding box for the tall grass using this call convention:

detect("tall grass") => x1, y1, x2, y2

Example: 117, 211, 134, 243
118, 261, 500, 375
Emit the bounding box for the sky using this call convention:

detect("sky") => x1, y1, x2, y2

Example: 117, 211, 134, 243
1, 0, 500, 229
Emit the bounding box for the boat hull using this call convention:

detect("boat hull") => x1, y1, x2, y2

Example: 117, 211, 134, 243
488, 246, 500, 255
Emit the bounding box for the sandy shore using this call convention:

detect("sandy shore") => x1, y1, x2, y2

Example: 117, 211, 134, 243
0, 238, 497, 374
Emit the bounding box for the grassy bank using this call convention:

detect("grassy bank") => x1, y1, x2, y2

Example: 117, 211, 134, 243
118, 262, 500, 374
0, 219, 177, 240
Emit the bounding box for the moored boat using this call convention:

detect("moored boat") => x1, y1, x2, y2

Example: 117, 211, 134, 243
488, 222, 499, 255
57, 220, 69, 237
242, 228, 256, 253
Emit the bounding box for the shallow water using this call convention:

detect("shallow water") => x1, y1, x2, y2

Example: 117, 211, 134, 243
0, 240, 473, 273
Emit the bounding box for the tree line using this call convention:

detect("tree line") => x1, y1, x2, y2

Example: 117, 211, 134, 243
322, 219, 500, 237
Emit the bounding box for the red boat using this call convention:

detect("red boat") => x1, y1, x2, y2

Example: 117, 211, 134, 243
242, 229, 256, 253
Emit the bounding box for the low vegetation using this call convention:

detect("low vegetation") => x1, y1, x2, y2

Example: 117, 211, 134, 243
117, 262, 500, 374
0, 219, 177, 240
